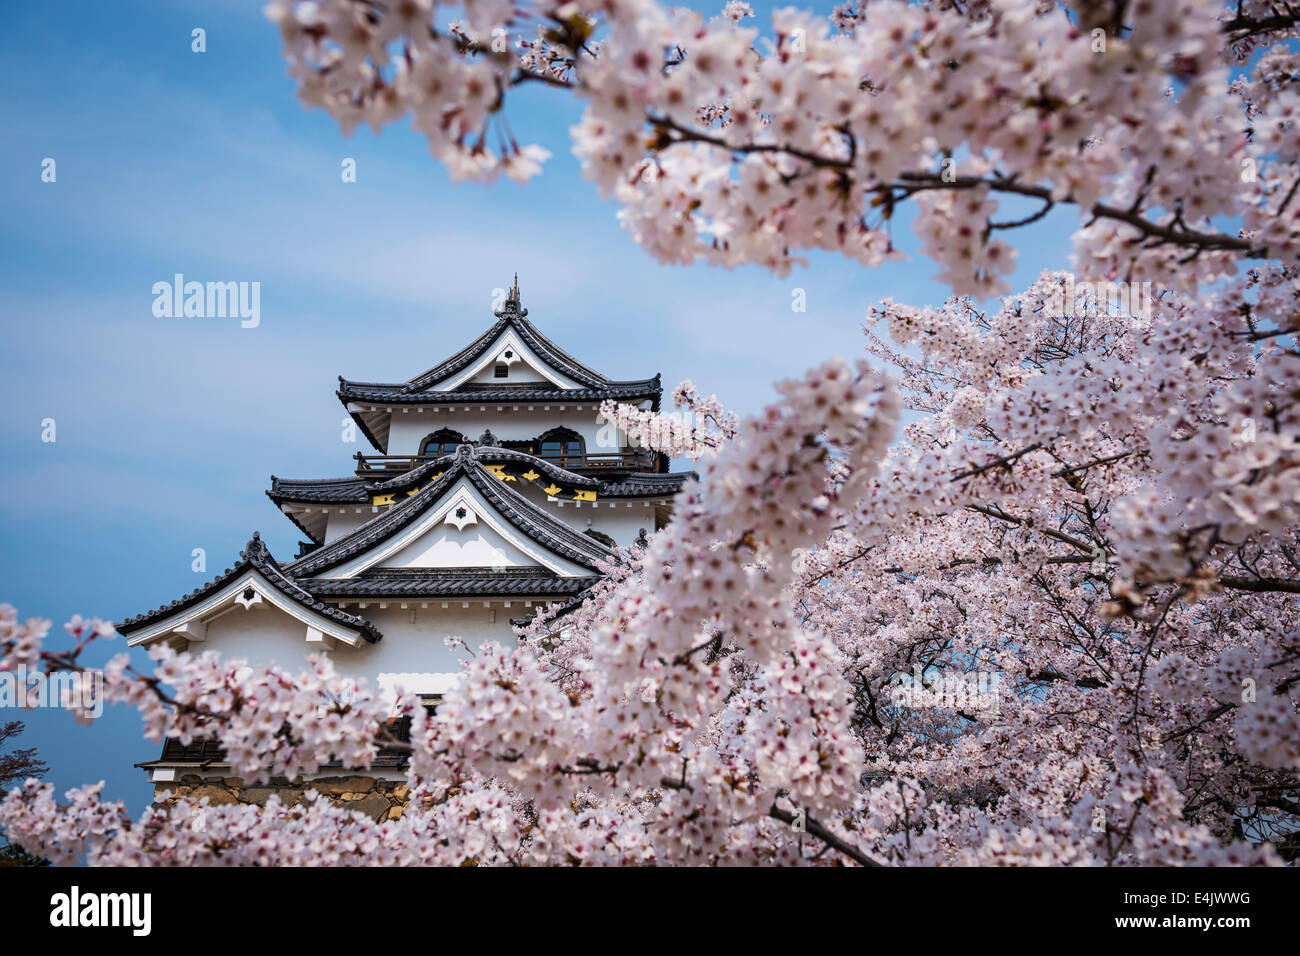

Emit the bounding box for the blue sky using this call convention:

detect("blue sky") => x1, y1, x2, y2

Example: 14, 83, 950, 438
0, 0, 1075, 811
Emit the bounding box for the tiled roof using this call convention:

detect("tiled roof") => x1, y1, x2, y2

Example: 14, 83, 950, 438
508, 588, 593, 630
117, 533, 383, 643
286, 445, 618, 578
140, 717, 416, 771
373, 447, 600, 491
598, 472, 698, 496
403, 291, 612, 391
268, 474, 370, 503
312, 568, 602, 597
268, 448, 694, 508
337, 377, 661, 405
336, 291, 662, 411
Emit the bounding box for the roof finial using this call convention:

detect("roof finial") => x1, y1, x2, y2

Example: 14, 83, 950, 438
494, 274, 527, 318
242, 531, 267, 561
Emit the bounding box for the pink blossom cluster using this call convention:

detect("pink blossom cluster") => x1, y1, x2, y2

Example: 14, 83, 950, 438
265, 0, 1289, 285
598, 379, 738, 461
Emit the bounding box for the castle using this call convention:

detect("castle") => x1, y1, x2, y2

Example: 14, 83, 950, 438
118, 279, 692, 808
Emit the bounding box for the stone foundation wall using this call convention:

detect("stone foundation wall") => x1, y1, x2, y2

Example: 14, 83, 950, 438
154, 775, 409, 822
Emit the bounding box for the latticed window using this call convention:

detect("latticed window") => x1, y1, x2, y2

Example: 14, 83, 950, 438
538, 427, 583, 464
420, 428, 466, 457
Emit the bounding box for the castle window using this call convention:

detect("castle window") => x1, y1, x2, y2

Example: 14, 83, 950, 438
420, 428, 466, 458
538, 427, 584, 466
494, 363, 509, 378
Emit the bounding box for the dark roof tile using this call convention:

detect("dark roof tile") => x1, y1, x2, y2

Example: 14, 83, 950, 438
402, 295, 611, 391
268, 450, 693, 506
338, 378, 660, 405
286, 445, 617, 578
312, 568, 601, 598
118, 533, 382, 643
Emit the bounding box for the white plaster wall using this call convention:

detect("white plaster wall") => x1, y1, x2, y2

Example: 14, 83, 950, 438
562, 506, 654, 545
464, 362, 551, 386
322, 508, 378, 544
510, 481, 657, 544
199, 601, 537, 700
384, 520, 534, 569
193, 606, 311, 668
435, 330, 581, 390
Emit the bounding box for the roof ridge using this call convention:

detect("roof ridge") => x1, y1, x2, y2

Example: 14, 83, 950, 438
285, 448, 616, 578
285, 461, 470, 576
338, 380, 662, 406
466, 464, 615, 565
344, 290, 632, 395
118, 532, 382, 642
271, 475, 369, 488
401, 316, 509, 392
369, 446, 600, 493
267, 453, 692, 507
508, 311, 610, 388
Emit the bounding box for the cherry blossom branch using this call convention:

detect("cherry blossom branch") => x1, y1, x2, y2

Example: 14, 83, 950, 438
768, 804, 880, 867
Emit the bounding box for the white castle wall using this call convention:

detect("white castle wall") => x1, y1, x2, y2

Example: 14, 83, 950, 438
323, 509, 372, 544
200, 601, 530, 699
463, 362, 552, 385
509, 481, 657, 545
